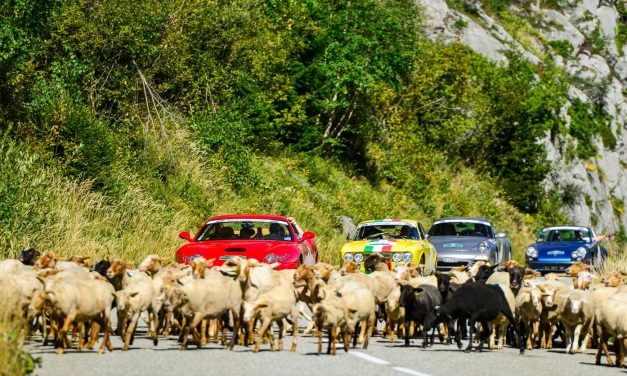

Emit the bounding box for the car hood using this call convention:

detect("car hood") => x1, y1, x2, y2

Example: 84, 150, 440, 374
533, 241, 587, 261
341, 239, 428, 254
534, 241, 588, 252
176, 240, 300, 265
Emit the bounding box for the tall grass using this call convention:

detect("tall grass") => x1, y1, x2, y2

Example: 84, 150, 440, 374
0, 128, 542, 266
0, 293, 28, 376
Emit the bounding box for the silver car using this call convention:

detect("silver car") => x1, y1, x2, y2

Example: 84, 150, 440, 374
428, 217, 511, 271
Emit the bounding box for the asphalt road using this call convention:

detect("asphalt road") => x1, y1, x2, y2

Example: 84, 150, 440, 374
27, 316, 625, 376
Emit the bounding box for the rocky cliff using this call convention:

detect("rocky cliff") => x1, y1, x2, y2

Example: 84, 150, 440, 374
418, 0, 626, 234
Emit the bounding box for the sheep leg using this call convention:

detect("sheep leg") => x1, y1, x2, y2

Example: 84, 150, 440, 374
358, 319, 366, 345
123, 312, 140, 351
596, 331, 613, 365
57, 315, 75, 354
564, 325, 573, 354
254, 317, 272, 353
188, 313, 204, 348
180, 323, 191, 350
290, 305, 299, 352
86, 321, 100, 349
317, 328, 323, 353
326, 325, 334, 355
525, 320, 533, 350
477, 321, 490, 352
220, 314, 228, 346
326, 326, 332, 354
489, 322, 496, 350
578, 323, 592, 354
200, 319, 208, 345
342, 326, 350, 354
570, 324, 582, 354
619, 338, 625, 368
96, 314, 108, 354
228, 308, 240, 351
547, 322, 555, 349
364, 313, 374, 350
162, 311, 172, 336
77, 322, 86, 351
42, 312, 48, 346
277, 319, 284, 351
353, 321, 361, 348
208, 319, 216, 343
404, 319, 412, 347
465, 318, 475, 352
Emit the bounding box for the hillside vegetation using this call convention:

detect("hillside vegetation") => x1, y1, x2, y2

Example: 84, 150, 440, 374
3, 0, 615, 266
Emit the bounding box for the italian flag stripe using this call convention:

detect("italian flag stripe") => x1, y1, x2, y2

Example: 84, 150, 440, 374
364, 245, 393, 253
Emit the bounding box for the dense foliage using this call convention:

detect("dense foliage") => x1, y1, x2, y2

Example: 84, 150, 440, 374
1, 0, 568, 202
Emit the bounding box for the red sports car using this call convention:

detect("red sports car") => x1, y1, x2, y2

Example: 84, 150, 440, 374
175, 214, 318, 270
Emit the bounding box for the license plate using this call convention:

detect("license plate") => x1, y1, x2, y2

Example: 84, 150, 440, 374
545, 265, 564, 271
547, 250, 564, 256
443, 257, 458, 263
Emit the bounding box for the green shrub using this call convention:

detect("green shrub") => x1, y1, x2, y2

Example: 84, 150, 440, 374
548, 40, 574, 58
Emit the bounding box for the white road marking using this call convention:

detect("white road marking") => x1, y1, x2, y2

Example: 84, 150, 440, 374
348, 351, 390, 365
392, 367, 433, 376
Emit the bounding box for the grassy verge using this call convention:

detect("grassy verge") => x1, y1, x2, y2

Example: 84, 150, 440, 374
0, 126, 542, 267
0, 299, 32, 376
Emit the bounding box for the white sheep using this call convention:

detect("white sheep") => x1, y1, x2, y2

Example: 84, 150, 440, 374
242, 283, 299, 352
559, 289, 595, 354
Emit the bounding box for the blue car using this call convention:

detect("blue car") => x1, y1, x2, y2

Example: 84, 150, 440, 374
525, 226, 607, 273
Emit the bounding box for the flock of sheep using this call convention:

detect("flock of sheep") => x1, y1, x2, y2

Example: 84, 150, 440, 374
1, 247, 626, 369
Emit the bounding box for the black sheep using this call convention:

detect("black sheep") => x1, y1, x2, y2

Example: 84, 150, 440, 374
424, 281, 525, 354
17, 247, 40, 266
399, 283, 442, 348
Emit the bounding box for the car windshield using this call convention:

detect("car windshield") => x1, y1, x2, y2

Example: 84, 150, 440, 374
537, 228, 591, 243
196, 220, 293, 241
428, 221, 492, 238
354, 223, 419, 240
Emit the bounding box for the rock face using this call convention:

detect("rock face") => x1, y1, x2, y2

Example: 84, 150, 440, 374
417, 0, 626, 233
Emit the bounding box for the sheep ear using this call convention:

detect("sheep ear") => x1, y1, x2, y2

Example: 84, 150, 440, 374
125, 260, 133, 267
44, 291, 55, 301
412, 287, 424, 293
129, 291, 139, 298
434, 271, 441, 277
256, 303, 269, 309
397, 280, 409, 286
112, 292, 118, 299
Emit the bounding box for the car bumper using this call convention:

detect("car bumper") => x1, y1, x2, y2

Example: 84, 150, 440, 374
435, 255, 495, 271
526, 260, 572, 273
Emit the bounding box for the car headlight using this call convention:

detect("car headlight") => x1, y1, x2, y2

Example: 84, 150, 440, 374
353, 253, 364, 263
343, 253, 354, 262
571, 247, 587, 259
403, 252, 413, 263
526, 246, 538, 258
392, 253, 403, 263
478, 241, 490, 253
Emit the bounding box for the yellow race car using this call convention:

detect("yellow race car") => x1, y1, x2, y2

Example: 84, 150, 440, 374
340, 219, 437, 274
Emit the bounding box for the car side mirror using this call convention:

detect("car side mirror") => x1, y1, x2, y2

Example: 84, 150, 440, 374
179, 231, 193, 242
300, 231, 315, 242
495, 232, 507, 239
